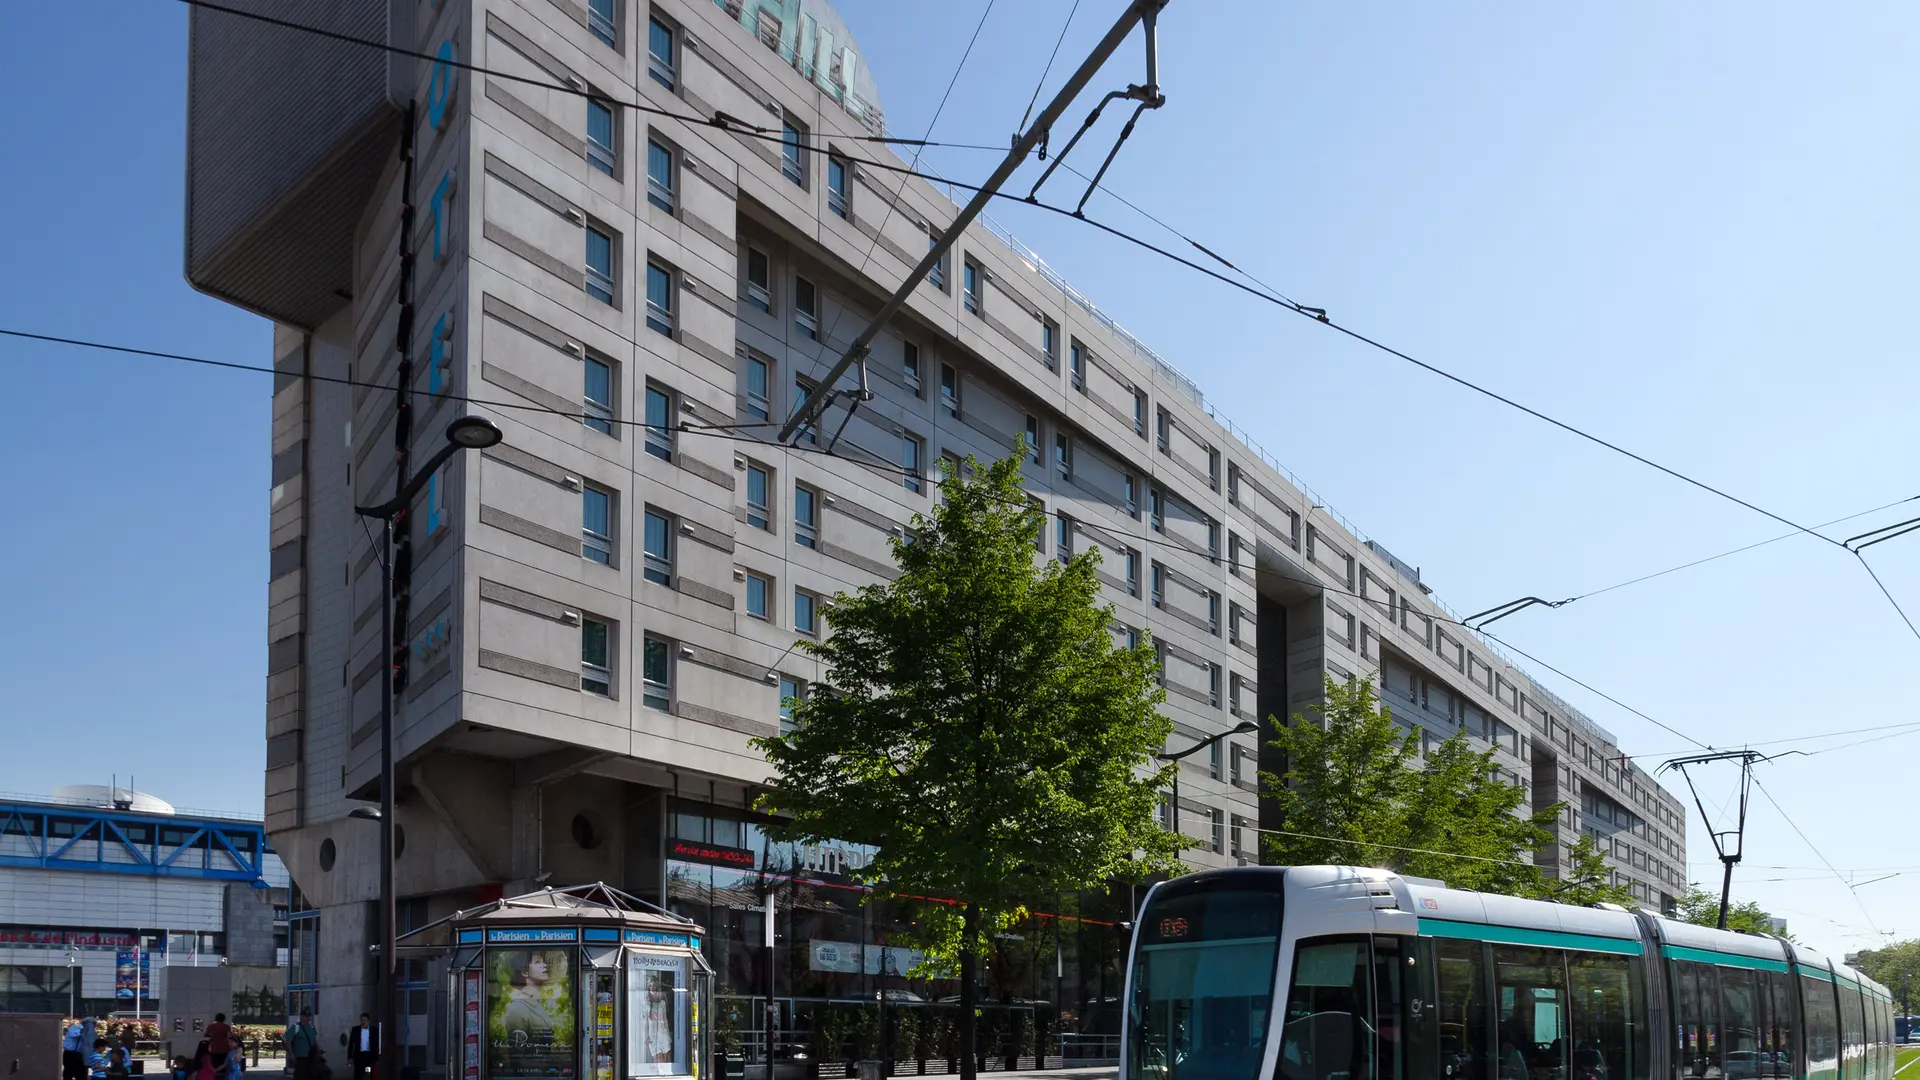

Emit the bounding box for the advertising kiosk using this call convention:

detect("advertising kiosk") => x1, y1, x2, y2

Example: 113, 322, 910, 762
406, 885, 712, 1080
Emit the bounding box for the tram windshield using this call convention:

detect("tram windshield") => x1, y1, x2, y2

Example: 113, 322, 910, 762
1127, 883, 1283, 1080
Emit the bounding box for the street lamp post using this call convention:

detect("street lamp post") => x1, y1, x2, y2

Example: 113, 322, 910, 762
67, 951, 78, 1019
1157, 721, 1260, 844
353, 416, 503, 1077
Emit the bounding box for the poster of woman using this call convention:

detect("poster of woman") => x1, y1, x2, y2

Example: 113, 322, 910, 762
626, 953, 688, 1077
488, 950, 576, 1078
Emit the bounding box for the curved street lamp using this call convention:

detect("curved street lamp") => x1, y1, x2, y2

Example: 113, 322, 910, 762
1157, 720, 1260, 843
354, 416, 503, 1064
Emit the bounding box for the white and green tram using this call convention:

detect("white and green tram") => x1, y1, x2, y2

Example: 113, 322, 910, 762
1122, 866, 1894, 1080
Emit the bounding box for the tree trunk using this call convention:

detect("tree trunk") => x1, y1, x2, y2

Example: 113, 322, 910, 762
959, 903, 978, 1080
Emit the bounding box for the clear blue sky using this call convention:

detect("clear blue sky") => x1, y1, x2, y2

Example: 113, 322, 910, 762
4, 1, 1918, 956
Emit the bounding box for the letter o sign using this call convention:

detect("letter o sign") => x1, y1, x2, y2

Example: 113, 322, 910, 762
427, 40, 459, 131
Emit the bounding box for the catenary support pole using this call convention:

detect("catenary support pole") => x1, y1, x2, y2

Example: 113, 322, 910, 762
777, 0, 1169, 443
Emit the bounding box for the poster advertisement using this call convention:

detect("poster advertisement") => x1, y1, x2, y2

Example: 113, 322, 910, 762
463, 971, 483, 1080
626, 952, 689, 1077
488, 950, 576, 1078
114, 950, 150, 1000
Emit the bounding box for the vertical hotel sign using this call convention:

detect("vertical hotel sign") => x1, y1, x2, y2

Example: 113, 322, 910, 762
463, 970, 482, 1080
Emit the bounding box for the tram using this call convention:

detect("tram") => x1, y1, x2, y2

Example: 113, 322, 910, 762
1121, 866, 1894, 1080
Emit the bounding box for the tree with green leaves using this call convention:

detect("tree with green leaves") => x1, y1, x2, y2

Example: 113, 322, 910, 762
1676, 888, 1792, 939
752, 449, 1182, 1080
1854, 941, 1920, 1012
1261, 676, 1631, 905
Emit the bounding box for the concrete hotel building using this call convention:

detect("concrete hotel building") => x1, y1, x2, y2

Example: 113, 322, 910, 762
184, 0, 1686, 1057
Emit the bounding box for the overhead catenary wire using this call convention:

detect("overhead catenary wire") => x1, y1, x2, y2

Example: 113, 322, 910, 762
1751, 776, 1884, 937
1015, 0, 1082, 136
14, 324, 1920, 773
168, 0, 1844, 559
800, 0, 998, 451
168, 0, 1011, 157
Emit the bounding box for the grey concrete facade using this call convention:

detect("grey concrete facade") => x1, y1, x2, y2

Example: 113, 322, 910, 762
190, 0, 1685, 1055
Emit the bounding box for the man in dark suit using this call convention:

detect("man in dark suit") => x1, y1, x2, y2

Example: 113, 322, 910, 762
341, 1014, 381, 1080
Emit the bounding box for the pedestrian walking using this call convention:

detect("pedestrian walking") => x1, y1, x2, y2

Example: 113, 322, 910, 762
342, 1013, 380, 1080
207, 1014, 233, 1070
63, 1016, 87, 1080
288, 1010, 321, 1080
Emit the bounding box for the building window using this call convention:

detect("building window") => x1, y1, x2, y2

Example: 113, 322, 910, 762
902, 341, 921, 396
781, 119, 806, 185
581, 617, 612, 696
1027, 497, 1046, 552
645, 261, 674, 335
1228, 601, 1242, 645
746, 248, 772, 313
585, 227, 616, 304
1211, 809, 1226, 854
745, 464, 771, 531
1055, 513, 1072, 564
647, 14, 675, 87
1123, 473, 1138, 517
794, 588, 818, 635
1126, 550, 1141, 597
1125, 626, 1140, 652
1041, 319, 1059, 370
644, 383, 673, 461
1134, 390, 1148, 436
794, 483, 817, 548
1207, 519, 1220, 561
902, 434, 923, 493
1150, 563, 1164, 607
745, 572, 772, 620
827, 156, 849, 218
646, 139, 674, 212
794, 277, 818, 340
588, 0, 617, 47
1069, 341, 1085, 390
642, 508, 673, 585
939, 363, 960, 418
1025, 416, 1041, 464
1149, 487, 1164, 532
583, 355, 615, 435
928, 234, 948, 291
1230, 744, 1245, 787
641, 635, 671, 710
1208, 591, 1221, 635
791, 379, 817, 444
1208, 449, 1222, 491
1054, 433, 1072, 482
1209, 664, 1222, 707
1209, 740, 1224, 781
582, 485, 615, 565
587, 100, 617, 177
962, 258, 982, 314
1231, 815, 1247, 858
779, 675, 806, 734
743, 354, 770, 421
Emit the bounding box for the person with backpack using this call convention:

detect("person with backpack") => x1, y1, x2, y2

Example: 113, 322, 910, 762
288, 1010, 322, 1080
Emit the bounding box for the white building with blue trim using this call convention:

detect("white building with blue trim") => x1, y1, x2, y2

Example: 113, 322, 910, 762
0, 786, 290, 1017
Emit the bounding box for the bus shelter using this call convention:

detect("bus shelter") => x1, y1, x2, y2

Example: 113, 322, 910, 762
402, 884, 712, 1080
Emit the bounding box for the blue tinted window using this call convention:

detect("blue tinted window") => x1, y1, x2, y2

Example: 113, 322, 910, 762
646, 263, 673, 335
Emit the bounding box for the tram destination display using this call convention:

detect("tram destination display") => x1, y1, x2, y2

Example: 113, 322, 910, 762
488, 949, 577, 1078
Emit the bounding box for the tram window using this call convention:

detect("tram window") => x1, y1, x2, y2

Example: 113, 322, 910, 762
1842, 985, 1866, 1080
1435, 939, 1490, 1080
1278, 937, 1371, 1080
1130, 886, 1281, 1080
1802, 975, 1840, 1080
1491, 946, 1566, 1080
1673, 962, 1725, 1080
1567, 952, 1643, 1080
1763, 971, 1796, 1080
1720, 968, 1761, 1080
1372, 936, 1406, 1080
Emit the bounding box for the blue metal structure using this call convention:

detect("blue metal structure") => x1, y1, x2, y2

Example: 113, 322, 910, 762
0, 799, 272, 885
